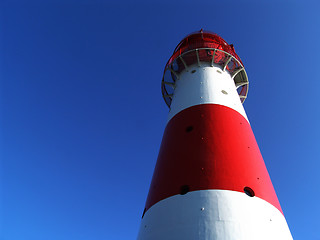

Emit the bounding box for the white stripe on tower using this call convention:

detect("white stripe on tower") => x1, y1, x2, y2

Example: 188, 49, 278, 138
138, 190, 292, 240
168, 63, 248, 122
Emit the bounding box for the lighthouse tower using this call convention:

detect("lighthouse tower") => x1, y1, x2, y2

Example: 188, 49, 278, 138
137, 30, 292, 240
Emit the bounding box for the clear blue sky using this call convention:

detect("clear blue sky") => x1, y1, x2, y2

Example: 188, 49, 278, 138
1, 1, 319, 239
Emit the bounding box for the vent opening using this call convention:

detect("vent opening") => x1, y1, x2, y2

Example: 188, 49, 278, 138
180, 185, 190, 195
186, 126, 194, 132
244, 187, 255, 197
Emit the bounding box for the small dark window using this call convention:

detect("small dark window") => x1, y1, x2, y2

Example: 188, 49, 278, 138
180, 185, 190, 195
141, 208, 146, 219
185, 126, 193, 132
244, 187, 255, 197
191, 70, 196, 73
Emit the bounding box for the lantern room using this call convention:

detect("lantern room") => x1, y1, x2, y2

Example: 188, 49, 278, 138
161, 30, 248, 108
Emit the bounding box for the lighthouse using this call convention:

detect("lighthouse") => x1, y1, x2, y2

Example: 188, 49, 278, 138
137, 30, 292, 240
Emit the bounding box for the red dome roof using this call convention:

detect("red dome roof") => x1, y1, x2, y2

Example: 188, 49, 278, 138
168, 30, 243, 66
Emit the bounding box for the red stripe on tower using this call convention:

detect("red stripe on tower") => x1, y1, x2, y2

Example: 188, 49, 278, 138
137, 30, 293, 240
144, 104, 282, 213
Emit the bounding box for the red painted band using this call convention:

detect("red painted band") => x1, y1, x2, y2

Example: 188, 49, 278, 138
145, 104, 282, 214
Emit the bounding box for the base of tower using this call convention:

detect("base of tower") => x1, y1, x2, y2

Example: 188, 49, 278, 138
137, 190, 292, 240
